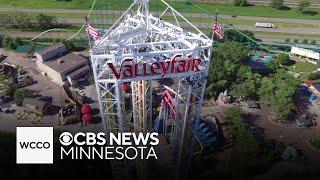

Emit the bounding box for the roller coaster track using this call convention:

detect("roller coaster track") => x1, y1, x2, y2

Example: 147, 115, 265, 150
28, 28, 73, 41
1, 0, 319, 53
27, 0, 97, 43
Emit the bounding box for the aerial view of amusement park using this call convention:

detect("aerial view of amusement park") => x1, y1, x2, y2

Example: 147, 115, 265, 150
0, 0, 320, 179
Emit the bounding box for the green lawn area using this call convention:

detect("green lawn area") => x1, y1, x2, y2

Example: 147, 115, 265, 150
255, 32, 320, 39
285, 61, 317, 73
0, 0, 93, 9
0, 0, 319, 20
176, 2, 320, 20
0, 12, 86, 19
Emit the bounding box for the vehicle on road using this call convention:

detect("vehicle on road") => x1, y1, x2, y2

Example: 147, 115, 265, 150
255, 22, 277, 28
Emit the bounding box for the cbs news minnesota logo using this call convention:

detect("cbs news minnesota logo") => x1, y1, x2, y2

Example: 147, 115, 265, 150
16, 127, 53, 164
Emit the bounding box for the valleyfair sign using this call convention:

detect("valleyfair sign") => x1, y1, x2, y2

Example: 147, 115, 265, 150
107, 54, 203, 79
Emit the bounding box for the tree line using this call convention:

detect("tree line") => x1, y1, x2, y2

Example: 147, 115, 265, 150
233, 0, 312, 12
0, 13, 57, 31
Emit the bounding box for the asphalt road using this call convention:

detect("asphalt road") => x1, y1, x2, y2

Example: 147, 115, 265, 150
1, 7, 320, 25
1, 8, 320, 40
57, 18, 320, 35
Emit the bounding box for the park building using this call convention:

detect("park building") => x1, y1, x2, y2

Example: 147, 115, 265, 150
22, 98, 51, 116
35, 44, 91, 86
290, 47, 320, 70
35, 44, 67, 62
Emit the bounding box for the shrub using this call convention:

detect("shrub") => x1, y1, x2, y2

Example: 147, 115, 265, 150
302, 39, 308, 44
285, 38, 290, 43
310, 40, 316, 45
293, 39, 299, 43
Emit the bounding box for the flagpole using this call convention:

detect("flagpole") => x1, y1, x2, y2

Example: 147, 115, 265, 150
211, 8, 219, 41
85, 16, 93, 49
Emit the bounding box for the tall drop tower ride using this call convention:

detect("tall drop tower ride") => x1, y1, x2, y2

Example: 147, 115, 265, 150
88, 0, 213, 179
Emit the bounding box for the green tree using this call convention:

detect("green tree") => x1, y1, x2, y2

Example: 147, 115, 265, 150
224, 29, 254, 43
310, 40, 316, 45
230, 66, 261, 98
13, 37, 22, 47
224, 107, 271, 178
293, 39, 299, 43
206, 41, 249, 98
233, 0, 247, 6
266, 59, 281, 73
14, 89, 34, 106
1, 36, 10, 48
8, 40, 17, 50
258, 69, 299, 119
277, 53, 290, 65
13, 14, 33, 30
36, 14, 57, 30
6, 84, 17, 97
298, 0, 311, 11
271, 0, 284, 9
61, 39, 75, 51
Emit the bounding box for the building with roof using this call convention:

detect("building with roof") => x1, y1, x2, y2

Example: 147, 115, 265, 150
22, 98, 51, 116
0, 62, 15, 78
35, 44, 67, 62
36, 45, 91, 86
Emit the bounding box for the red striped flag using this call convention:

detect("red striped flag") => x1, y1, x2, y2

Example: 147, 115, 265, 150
213, 22, 223, 40
87, 23, 100, 41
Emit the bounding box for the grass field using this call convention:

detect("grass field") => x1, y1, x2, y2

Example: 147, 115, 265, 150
0, 0, 320, 20
0, 0, 93, 9
254, 32, 320, 42
285, 61, 317, 73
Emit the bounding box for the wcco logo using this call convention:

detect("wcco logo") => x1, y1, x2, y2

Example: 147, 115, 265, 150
19, 141, 51, 149
16, 127, 53, 164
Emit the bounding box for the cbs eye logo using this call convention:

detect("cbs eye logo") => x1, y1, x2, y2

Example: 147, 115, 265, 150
59, 132, 73, 146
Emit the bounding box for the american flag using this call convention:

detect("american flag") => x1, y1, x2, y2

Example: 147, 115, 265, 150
213, 22, 223, 40
87, 23, 100, 41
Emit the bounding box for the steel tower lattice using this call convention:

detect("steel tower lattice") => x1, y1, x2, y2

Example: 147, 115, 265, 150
88, 0, 213, 179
